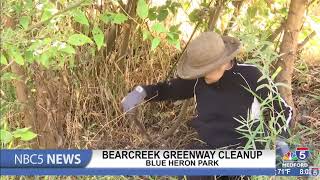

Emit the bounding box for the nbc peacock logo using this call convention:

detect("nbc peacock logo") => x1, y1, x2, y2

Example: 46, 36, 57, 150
282, 147, 309, 161
283, 151, 299, 161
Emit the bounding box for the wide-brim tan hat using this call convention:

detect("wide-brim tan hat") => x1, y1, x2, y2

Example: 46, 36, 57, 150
177, 32, 241, 79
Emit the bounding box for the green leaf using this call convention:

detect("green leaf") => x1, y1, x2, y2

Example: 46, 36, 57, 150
25, 0, 33, 10
19, 16, 31, 29
1, 72, 20, 81
100, 12, 127, 24
175, 42, 181, 50
169, 25, 180, 33
67, 34, 93, 46
137, 0, 148, 19
142, 30, 151, 41
41, 9, 53, 21
183, 2, 191, 10
167, 36, 180, 50
27, 40, 42, 51
167, 32, 174, 39
20, 131, 37, 141
151, 23, 166, 33
13, 128, 31, 138
148, 7, 157, 20
271, 66, 282, 80
92, 26, 104, 50
13, 128, 37, 141
43, 38, 52, 45
157, 8, 168, 21
73, 9, 89, 26
1, 54, 8, 65
60, 44, 76, 54
167, 35, 180, 50
168, 2, 181, 14
247, 6, 257, 18
151, 37, 160, 51
166, 0, 172, 6
100, 12, 113, 24
0, 130, 13, 144
113, 13, 128, 24
279, 7, 288, 15
167, 31, 179, 40
188, 9, 201, 23
13, 2, 22, 14
25, 51, 35, 63
39, 53, 50, 68
7, 45, 24, 65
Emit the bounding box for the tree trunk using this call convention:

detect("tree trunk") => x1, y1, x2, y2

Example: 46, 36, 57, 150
106, 25, 117, 55
4, 16, 38, 148
118, 0, 137, 70
208, 0, 225, 31
10, 64, 37, 147
223, 0, 243, 35
275, 0, 308, 125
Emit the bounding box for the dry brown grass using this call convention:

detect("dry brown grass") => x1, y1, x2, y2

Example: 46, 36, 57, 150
58, 33, 198, 150
292, 52, 320, 150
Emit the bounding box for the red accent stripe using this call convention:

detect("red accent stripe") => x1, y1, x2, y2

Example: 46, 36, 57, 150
297, 147, 309, 150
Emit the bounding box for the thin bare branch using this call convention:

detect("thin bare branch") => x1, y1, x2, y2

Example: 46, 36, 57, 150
298, 31, 316, 50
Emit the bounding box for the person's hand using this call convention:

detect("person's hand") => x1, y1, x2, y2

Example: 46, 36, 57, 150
121, 86, 147, 113
276, 137, 290, 156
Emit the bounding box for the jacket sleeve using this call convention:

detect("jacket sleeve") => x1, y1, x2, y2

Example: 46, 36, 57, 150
252, 68, 293, 137
140, 77, 198, 101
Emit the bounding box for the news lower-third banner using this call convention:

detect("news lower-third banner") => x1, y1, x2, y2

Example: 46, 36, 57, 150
0, 149, 319, 176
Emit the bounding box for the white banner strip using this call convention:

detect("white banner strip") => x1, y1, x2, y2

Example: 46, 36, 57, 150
86, 150, 275, 168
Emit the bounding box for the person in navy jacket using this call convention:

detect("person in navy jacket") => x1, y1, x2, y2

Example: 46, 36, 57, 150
121, 32, 292, 150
